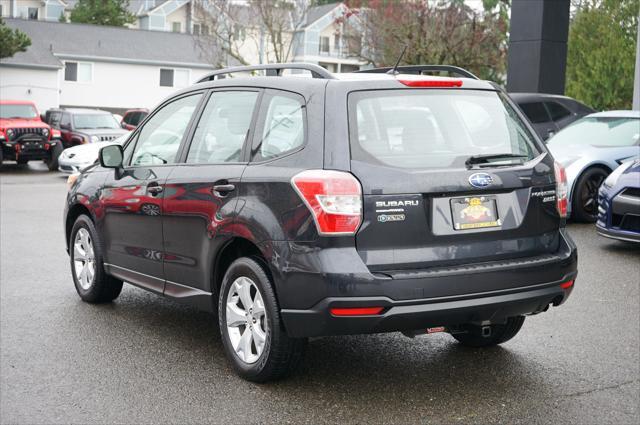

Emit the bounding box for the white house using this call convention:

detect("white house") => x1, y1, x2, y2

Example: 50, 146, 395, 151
292, 2, 366, 73
0, 18, 215, 114
0, 0, 67, 21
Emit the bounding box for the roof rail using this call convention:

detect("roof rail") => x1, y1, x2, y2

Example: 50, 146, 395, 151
355, 65, 479, 80
196, 63, 335, 83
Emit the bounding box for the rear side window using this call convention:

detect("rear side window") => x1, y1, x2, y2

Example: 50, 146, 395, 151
252, 91, 305, 161
545, 102, 572, 121
519, 102, 551, 124
186, 91, 258, 164
349, 90, 538, 169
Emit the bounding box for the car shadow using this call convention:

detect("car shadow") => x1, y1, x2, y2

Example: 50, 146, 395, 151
67, 285, 550, 418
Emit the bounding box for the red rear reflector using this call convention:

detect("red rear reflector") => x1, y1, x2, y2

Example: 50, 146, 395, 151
427, 327, 446, 334
560, 280, 574, 289
330, 307, 384, 316
398, 78, 463, 88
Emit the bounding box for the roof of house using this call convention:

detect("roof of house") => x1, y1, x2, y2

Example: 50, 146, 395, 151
305, 3, 341, 26
0, 18, 215, 70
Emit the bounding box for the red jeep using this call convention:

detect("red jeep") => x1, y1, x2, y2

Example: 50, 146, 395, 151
0, 100, 63, 171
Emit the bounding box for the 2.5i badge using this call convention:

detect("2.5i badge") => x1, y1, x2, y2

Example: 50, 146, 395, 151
451, 196, 501, 230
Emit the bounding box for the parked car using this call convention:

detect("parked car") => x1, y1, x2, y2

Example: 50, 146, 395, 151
0, 100, 63, 171
120, 109, 149, 131
45, 108, 128, 148
64, 64, 577, 382
58, 133, 129, 174
509, 93, 595, 141
596, 158, 640, 242
547, 110, 640, 222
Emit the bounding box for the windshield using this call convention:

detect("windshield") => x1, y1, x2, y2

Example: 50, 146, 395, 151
0, 104, 38, 119
349, 90, 539, 169
548, 116, 640, 148
73, 114, 120, 129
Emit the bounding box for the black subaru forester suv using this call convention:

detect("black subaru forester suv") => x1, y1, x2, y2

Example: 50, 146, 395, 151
64, 64, 577, 382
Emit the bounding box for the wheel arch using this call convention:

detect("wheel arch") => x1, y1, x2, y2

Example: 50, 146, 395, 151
568, 162, 613, 205
212, 237, 273, 301
65, 203, 93, 250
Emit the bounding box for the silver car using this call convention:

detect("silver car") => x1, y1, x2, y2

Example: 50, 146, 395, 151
547, 110, 640, 222
58, 134, 128, 174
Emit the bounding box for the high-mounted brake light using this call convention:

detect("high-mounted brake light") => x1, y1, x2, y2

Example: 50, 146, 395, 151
291, 170, 363, 236
330, 307, 384, 316
397, 77, 463, 88
554, 162, 568, 218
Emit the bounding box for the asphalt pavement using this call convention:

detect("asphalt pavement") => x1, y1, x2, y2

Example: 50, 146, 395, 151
1, 162, 639, 424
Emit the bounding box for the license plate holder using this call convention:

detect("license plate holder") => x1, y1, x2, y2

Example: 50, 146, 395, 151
451, 195, 501, 230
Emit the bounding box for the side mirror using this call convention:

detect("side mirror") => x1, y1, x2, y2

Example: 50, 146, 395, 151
99, 144, 124, 169
121, 121, 128, 129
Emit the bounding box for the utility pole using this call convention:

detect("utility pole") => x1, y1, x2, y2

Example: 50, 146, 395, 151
633, 17, 639, 110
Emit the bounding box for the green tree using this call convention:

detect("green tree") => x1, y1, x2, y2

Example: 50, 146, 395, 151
69, 0, 136, 27
566, 0, 639, 110
0, 18, 31, 59
342, 0, 510, 84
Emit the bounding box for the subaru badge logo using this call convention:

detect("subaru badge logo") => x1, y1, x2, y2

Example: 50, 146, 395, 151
469, 173, 493, 188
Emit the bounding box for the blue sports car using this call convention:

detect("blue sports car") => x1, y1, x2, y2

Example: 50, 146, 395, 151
596, 158, 640, 242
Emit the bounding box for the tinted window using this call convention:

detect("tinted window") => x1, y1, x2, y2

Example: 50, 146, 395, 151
124, 111, 146, 126
252, 92, 305, 161
519, 102, 551, 124
60, 113, 71, 128
187, 91, 258, 164
130, 94, 201, 166
350, 90, 538, 169
545, 102, 572, 121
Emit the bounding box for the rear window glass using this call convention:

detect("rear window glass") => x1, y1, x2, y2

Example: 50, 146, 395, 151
349, 90, 539, 169
519, 102, 550, 124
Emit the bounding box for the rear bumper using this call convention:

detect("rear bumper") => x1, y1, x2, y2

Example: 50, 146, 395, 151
275, 229, 577, 337
282, 281, 574, 337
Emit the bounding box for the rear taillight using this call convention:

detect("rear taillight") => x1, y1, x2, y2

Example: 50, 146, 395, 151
554, 162, 568, 218
291, 170, 363, 236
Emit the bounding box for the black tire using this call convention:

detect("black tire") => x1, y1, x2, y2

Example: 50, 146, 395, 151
452, 316, 525, 348
69, 214, 123, 303
218, 257, 306, 382
0, 148, 3, 168
572, 167, 609, 223
16, 158, 28, 165
46, 143, 63, 171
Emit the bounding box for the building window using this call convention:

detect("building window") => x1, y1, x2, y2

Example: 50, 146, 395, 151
193, 23, 209, 35
159, 68, 190, 88
334, 34, 340, 51
319, 36, 330, 55
0, 5, 3, 17
172, 22, 182, 32
28, 7, 39, 20
64, 61, 92, 82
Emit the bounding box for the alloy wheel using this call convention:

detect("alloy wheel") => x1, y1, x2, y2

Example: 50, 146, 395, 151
73, 228, 96, 290
225, 276, 268, 364
580, 173, 605, 217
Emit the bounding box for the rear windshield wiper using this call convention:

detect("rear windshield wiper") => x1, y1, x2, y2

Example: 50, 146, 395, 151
465, 153, 529, 168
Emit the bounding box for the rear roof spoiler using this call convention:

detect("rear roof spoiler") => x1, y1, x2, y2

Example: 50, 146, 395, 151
355, 65, 479, 80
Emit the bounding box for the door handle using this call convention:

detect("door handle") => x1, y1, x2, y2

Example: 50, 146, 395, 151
212, 184, 235, 195
147, 185, 164, 195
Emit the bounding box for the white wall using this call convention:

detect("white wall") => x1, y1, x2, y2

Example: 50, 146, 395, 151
58, 60, 213, 110
0, 66, 60, 113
